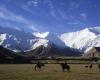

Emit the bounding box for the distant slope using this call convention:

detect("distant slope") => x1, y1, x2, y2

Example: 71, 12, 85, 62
0, 45, 30, 63
24, 43, 82, 58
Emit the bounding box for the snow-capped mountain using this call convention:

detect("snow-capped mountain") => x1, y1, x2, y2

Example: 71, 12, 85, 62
29, 27, 100, 53
33, 32, 49, 38
60, 27, 100, 52
0, 27, 66, 53
0, 28, 52, 52
33, 32, 66, 48
0, 26, 100, 56
0, 27, 37, 52
89, 27, 100, 34
83, 35, 100, 52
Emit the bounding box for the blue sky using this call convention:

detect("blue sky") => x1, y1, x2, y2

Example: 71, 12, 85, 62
0, 0, 100, 33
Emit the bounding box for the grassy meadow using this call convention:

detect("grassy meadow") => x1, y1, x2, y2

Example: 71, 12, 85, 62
0, 64, 100, 80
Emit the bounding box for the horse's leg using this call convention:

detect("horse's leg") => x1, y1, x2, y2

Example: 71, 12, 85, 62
63, 68, 65, 72
38, 66, 41, 71
38, 67, 41, 71
34, 65, 37, 71
68, 68, 70, 72
67, 68, 70, 72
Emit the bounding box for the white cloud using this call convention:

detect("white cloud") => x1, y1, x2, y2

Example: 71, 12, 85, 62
57, 10, 69, 20
50, 10, 61, 20
27, 0, 39, 7
22, 5, 33, 14
42, 0, 60, 20
80, 13, 87, 19
67, 22, 78, 25
21, 0, 41, 15
10, 26, 22, 31
0, 6, 39, 32
21, 0, 60, 20
45, 0, 54, 9
28, 24, 39, 32
22, 4, 39, 16
7, 0, 12, 1
69, 1, 80, 10
0, 6, 28, 24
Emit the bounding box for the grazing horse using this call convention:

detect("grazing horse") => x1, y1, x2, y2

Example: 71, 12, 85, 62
89, 64, 93, 69
34, 62, 45, 71
85, 65, 88, 68
85, 64, 93, 69
98, 64, 100, 69
60, 63, 70, 72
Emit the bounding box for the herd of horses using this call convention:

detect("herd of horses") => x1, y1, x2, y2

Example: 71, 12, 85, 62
34, 62, 100, 72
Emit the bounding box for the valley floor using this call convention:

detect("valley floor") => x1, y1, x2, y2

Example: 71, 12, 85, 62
0, 64, 100, 80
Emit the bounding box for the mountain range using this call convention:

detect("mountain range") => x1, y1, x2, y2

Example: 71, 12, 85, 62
0, 27, 100, 57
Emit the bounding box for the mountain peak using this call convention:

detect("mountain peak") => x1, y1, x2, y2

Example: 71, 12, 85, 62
60, 27, 97, 51
89, 27, 100, 34
0, 26, 100, 55
33, 32, 49, 38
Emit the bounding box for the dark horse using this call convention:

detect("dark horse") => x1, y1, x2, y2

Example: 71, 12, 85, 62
98, 64, 100, 69
60, 63, 70, 72
85, 64, 93, 69
34, 62, 45, 71
89, 64, 93, 69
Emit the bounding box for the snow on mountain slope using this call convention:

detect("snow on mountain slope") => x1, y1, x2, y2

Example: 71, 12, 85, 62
0, 27, 66, 52
60, 28, 99, 51
46, 33, 66, 48
0, 33, 7, 45
33, 32, 49, 38
33, 32, 66, 48
31, 39, 49, 49
84, 35, 100, 52
0, 26, 100, 54
89, 27, 100, 34
31, 27, 100, 53
0, 27, 37, 51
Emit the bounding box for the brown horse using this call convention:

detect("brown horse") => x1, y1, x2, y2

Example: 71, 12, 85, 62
60, 63, 70, 72
34, 62, 45, 71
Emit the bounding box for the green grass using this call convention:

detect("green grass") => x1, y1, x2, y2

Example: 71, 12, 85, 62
0, 64, 100, 80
